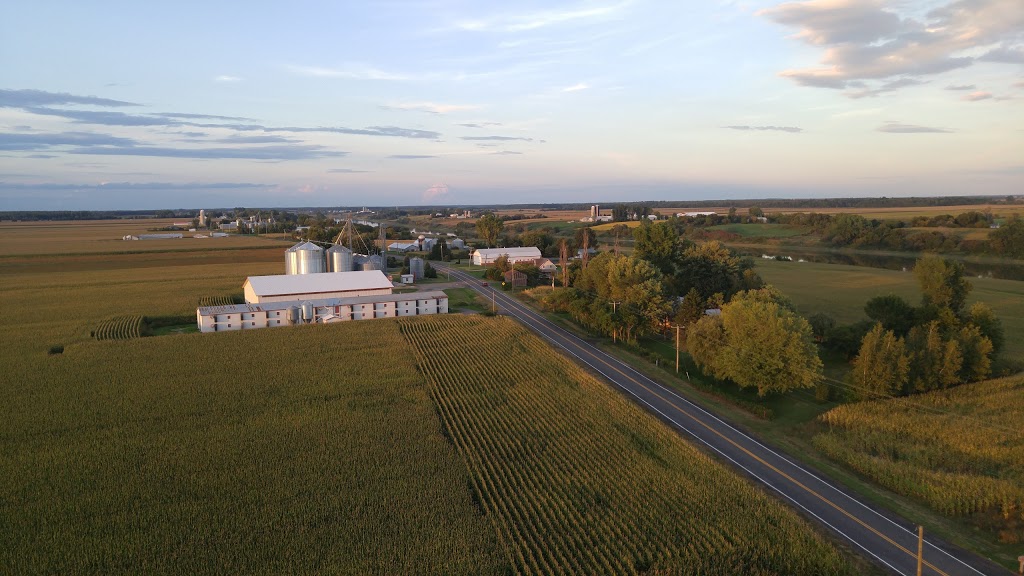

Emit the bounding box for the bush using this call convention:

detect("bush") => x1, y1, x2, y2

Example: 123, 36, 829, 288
48, 344, 64, 355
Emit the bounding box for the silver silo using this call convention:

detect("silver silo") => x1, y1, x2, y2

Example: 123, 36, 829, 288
361, 255, 384, 271
284, 241, 305, 275
450, 238, 465, 250
301, 301, 314, 322
409, 257, 425, 279
328, 245, 353, 272
287, 306, 300, 324
294, 242, 326, 274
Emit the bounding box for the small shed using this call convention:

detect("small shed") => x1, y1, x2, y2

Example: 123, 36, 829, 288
401, 274, 415, 284
503, 269, 527, 288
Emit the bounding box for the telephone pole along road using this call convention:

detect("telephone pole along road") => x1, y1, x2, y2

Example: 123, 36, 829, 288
438, 264, 1009, 576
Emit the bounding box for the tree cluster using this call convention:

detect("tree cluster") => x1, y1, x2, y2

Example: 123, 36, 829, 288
847, 256, 1002, 399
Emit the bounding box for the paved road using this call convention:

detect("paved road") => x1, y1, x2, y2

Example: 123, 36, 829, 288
438, 265, 1010, 576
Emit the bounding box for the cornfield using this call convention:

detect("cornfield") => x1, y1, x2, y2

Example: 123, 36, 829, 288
198, 295, 240, 307
400, 314, 856, 575
93, 315, 143, 340
814, 375, 1024, 543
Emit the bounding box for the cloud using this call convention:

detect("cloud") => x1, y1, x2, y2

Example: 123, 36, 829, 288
211, 134, 302, 144
0, 88, 139, 108
68, 144, 345, 160
458, 122, 503, 128
877, 122, 952, 133
25, 154, 56, 159
945, 84, 976, 91
24, 107, 176, 126
423, 183, 449, 201
328, 168, 372, 173
1, 181, 272, 191
287, 64, 411, 81
388, 154, 436, 159
846, 77, 927, 98
760, 0, 1024, 97
461, 135, 534, 141
980, 46, 1024, 64
215, 75, 242, 82
724, 125, 803, 133
452, 2, 630, 32
153, 112, 254, 121
382, 102, 479, 114
561, 83, 589, 92
490, 150, 524, 155
963, 91, 994, 101
0, 131, 138, 151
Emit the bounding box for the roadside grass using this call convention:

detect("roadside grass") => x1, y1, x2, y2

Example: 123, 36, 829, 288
443, 287, 487, 312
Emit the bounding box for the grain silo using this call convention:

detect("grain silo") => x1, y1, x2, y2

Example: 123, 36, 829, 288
361, 255, 384, 271
284, 241, 303, 275
327, 245, 353, 272
409, 257, 425, 280
450, 238, 465, 250
291, 242, 325, 274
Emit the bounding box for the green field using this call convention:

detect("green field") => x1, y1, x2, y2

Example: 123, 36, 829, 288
754, 259, 1024, 360
708, 223, 811, 238
813, 375, 1024, 543
1, 222, 864, 573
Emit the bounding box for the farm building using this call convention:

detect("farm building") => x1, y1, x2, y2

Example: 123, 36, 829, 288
503, 269, 527, 287
197, 291, 449, 332
243, 270, 394, 304
471, 246, 542, 265
388, 241, 419, 252
534, 258, 557, 274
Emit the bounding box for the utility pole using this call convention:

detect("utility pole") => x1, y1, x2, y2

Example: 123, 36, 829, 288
917, 526, 924, 576
491, 287, 495, 314
675, 324, 680, 373
610, 301, 620, 343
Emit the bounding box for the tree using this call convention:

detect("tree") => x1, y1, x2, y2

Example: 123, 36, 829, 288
849, 323, 910, 400
906, 321, 962, 393
807, 313, 836, 343
914, 255, 971, 315
967, 302, 1004, 354
749, 206, 764, 218
675, 240, 745, 300
864, 294, 916, 336
633, 221, 683, 277
427, 237, 449, 261
955, 324, 993, 382
674, 287, 706, 327
574, 226, 598, 251
476, 213, 504, 248
988, 215, 1024, 258
688, 295, 823, 396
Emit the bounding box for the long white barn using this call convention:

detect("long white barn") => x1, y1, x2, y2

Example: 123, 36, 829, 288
197, 291, 449, 332
471, 247, 541, 265
243, 270, 393, 304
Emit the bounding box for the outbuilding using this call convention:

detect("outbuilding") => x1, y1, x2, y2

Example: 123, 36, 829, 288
242, 270, 394, 304
471, 246, 542, 265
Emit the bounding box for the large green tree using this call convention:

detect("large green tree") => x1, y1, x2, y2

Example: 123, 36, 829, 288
476, 213, 504, 248
675, 241, 758, 300
849, 323, 910, 400
687, 291, 822, 396
864, 294, 916, 336
988, 215, 1024, 258
906, 321, 962, 393
632, 221, 683, 277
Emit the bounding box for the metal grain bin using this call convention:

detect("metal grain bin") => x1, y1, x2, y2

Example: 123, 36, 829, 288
409, 257, 425, 280
327, 245, 353, 272
293, 242, 325, 274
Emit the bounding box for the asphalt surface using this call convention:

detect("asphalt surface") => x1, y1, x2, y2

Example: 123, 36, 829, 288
439, 264, 1011, 576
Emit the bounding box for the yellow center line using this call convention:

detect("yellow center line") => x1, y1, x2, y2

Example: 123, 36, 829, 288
469, 276, 949, 576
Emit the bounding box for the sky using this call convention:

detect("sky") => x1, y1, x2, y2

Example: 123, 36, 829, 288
1, 0, 1021, 210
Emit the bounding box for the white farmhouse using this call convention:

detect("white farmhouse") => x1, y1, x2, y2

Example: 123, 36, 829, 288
471, 246, 542, 265
243, 270, 394, 304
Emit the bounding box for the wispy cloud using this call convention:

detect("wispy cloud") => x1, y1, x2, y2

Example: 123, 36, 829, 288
963, 91, 993, 101
388, 154, 436, 159
945, 84, 976, 91
328, 168, 372, 173
67, 145, 346, 160
0, 131, 138, 151
0, 88, 139, 108
287, 64, 412, 81
458, 122, 503, 129
382, 102, 480, 114
215, 75, 242, 82
561, 83, 589, 92
461, 135, 533, 142
491, 150, 524, 155
877, 122, 952, 134
725, 125, 803, 133
154, 112, 253, 121
0, 181, 272, 191
423, 183, 450, 201
452, 2, 631, 32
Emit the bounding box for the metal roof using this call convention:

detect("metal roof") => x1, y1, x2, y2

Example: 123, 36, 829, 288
473, 247, 541, 258
200, 290, 448, 315
244, 270, 393, 297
